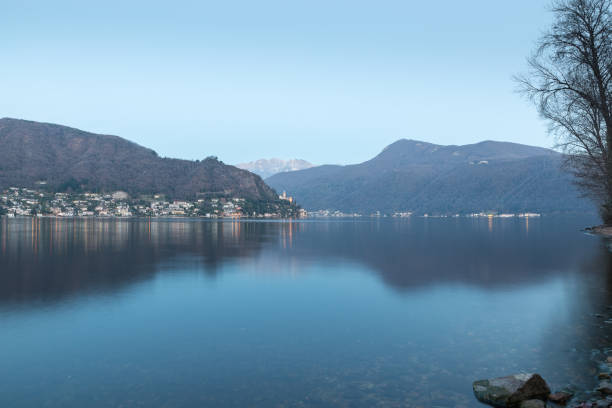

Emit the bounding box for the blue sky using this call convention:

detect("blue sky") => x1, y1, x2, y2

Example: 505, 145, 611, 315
1, 1, 551, 165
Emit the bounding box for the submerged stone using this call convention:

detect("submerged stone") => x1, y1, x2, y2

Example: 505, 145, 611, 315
519, 400, 545, 408
472, 373, 550, 407
548, 391, 573, 405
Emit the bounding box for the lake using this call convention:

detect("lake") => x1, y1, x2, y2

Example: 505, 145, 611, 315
0, 216, 610, 407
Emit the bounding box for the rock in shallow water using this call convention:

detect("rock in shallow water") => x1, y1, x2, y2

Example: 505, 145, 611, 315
548, 391, 573, 405
598, 382, 612, 395
472, 373, 550, 407
519, 400, 545, 408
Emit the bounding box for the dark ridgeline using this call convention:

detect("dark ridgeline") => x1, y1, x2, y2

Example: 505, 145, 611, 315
266, 139, 596, 214
0, 118, 277, 201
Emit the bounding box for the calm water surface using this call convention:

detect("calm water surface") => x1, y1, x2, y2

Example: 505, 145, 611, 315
0, 216, 611, 407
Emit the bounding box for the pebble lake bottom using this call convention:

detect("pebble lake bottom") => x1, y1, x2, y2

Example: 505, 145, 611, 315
0, 216, 609, 408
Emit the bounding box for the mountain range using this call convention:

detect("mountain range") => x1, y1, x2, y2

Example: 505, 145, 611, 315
266, 139, 595, 214
0, 118, 277, 201
236, 158, 313, 179
0, 118, 596, 215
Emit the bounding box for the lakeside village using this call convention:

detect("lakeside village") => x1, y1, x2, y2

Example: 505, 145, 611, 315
1, 187, 541, 219
0, 187, 306, 219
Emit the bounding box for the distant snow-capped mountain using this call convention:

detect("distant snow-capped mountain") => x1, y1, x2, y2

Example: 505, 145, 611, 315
236, 158, 313, 179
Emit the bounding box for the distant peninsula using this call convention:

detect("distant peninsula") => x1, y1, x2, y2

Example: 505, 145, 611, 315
0, 118, 305, 217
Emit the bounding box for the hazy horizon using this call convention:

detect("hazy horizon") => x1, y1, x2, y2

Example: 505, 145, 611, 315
2, 1, 551, 164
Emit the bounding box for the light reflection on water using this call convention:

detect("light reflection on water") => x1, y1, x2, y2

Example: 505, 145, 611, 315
0, 216, 610, 408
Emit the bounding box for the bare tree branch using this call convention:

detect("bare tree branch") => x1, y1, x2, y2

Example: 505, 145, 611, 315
517, 0, 612, 221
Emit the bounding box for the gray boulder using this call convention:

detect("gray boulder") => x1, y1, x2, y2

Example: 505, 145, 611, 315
473, 373, 551, 407
599, 382, 612, 395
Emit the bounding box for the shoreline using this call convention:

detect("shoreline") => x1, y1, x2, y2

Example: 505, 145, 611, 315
0, 214, 302, 220
584, 225, 612, 237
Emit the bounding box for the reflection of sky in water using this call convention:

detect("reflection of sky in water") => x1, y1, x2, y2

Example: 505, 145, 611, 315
0, 216, 610, 407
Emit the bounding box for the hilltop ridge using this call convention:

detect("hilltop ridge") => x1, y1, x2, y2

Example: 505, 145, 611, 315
266, 138, 592, 214
0, 118, 278, 201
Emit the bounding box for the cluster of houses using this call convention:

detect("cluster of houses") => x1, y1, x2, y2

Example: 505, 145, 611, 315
0, 187, 305, 218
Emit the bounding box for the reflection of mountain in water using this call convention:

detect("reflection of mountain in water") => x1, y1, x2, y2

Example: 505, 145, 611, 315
0, 218, 275, 305
3, 216, 612, 406
0, 217, 605, 306
283, 217, 603, 290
